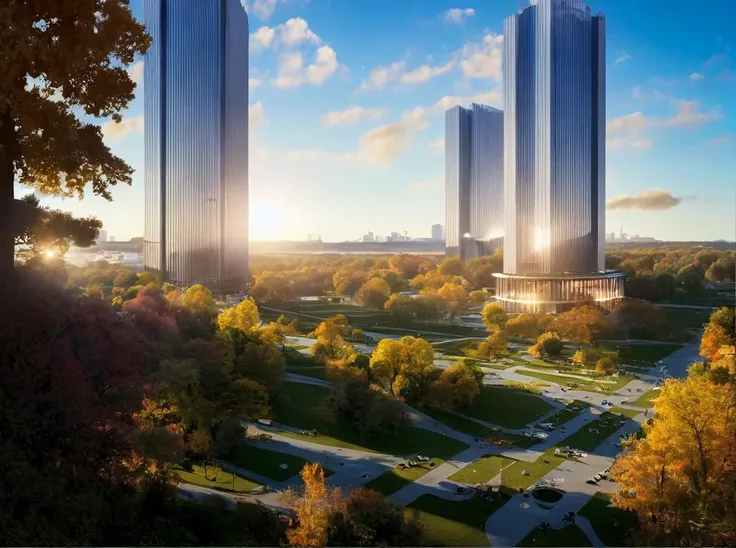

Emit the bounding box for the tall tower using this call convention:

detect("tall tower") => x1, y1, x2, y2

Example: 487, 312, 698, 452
445, 103, 504, 260
144, 0, 249, 293
503, 0, 605, 275
494, 0, 624, 313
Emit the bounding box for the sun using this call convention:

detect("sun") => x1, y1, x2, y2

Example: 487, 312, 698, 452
249, 202, 287, 241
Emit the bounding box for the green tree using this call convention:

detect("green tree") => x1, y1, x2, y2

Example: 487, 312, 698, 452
0, 1, 150, 274
676, 264, 705, 296
472, 331, 509, 361
529, 331, 563, 359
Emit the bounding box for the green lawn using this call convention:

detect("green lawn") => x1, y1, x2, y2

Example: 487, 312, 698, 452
517, 369, 635, 394
464, 386, 556, 429
501, 449, 566, 491
488, 431, 541, 449
516, 525, 592, 547
273, 382, 468, 457
610, 406, 642, 419
282, 349, 317, 366
449, 456, 515, 484
559, 412, 628, 452
603, 342, 681, 364
578, 492, 639, 548
541, 402, 591, 426
231, 443, 309, 482
663, 307, 712, 330
174, 465, 261, 494
419, 406, 492, 437
406, 492, 511, 547
364, 458, 443, 496
633, 388, 660, 408
433, 339, 484, 357
284, 365, 328, 380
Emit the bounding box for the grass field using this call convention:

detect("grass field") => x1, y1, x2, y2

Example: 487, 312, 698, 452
541, 401, 591, 426
273, 382, 468, 457
516, 369, 635, 394
578, 492, 639, 547
284, 365, 329, 380
174, 465, 261, 493
433, 339, 484, 357
232, 443, 309, 481
501, 449, 566, 491
602, 342, 681, 364
516, 524, 592, 547
449, 456, 515, 484
610, 406, 642, 419
663, 307, 712, 330
405, 492, 511, 547
560, 412, 628, 452
464, 386, 556, 429
632, 388, 661, 408
364, 458, 443, 496
419, 406, 492, 437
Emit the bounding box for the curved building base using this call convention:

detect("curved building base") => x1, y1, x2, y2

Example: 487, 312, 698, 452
493, 271, 625, 314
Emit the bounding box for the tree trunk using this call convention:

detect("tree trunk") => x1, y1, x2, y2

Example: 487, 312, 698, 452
0, 108, 16, 277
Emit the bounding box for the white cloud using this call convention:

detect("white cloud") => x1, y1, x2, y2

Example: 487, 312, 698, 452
407, 177, 443, 193
322, 106, 389, 127
249, 77, 263, 89
401, 62, 454, 84
278, 17, 321, 47
102, 115, 143, 141
285, 149, 358, 164
273, 45, 340, 88
247, 0, 298, 21
428, 138, 444, 151
662, 99, 722, 127
250, 26, 275, 51
360, 59, 453, 90
689, 72, 705, 82
459, 33, 503, 80
614, 51, 631, 65
128, 62, 144, 85
249, 101, 267, 133
432, 88, 502, 112
444, 8, 475, 24
358, 107, 429, 164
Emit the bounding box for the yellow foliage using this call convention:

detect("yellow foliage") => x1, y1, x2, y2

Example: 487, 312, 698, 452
216, 298, 260, 333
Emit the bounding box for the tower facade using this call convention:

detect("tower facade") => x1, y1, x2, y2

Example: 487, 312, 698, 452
445, 104, 504, 260
503, 0, 605, 275
144, 0, 249, 293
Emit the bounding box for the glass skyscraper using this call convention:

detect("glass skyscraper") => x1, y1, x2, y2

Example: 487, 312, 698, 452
503, 0, 605, 275
143, 0, 249, 293
445, 104, 504, 260
495, 0, 624, 312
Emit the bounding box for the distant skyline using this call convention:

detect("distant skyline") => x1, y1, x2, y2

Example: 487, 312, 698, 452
19, 0, 736, 243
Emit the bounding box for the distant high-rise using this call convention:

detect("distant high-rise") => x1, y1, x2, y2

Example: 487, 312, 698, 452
445, 103, 504, 260
495, 0, 624, 312
431, 224, 445, 241
98, 230, 108, 244
144, 0, 249, 293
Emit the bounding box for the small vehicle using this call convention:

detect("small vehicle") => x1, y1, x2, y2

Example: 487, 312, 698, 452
417, 455, 430, 462
538, 422, 555, 431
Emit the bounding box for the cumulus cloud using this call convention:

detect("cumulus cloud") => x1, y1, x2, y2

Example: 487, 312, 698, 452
407, 177, 443, 193
689, 72, 705, 82
128, 62, 144, 85
401, 62, 454, 84
249, 101, 267, 133
614, 51, 631, 65
607, 95, 722, 149
250, 26, 276, 51
459, 33, 503, 80
444, 8, 475, 24
358, 107, 429, 164
247, 0, 300, 21
102, 115, 143, 140
432, 88, 502, 112
429, 138, 444, 151
321, 106, 389, 126
249, 77, 263, 89
607, 190, 690, 211
359, 59, 452, 90
272, 46, 341, 88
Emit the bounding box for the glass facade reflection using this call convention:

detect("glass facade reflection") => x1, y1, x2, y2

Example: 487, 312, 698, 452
503, 0, 605, 275
144, 0, 249, 293
445, 104, 504, 260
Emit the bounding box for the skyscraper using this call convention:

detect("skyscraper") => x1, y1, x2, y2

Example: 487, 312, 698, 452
144, 0, 249, 293
431, 224, 444, 241
494, 0, 624, 312
445, 104, 504, 260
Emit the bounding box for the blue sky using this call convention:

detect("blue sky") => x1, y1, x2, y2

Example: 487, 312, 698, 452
31, 0, 736, 242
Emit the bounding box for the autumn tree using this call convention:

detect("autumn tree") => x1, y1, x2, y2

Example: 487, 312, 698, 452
551, 304, 612, 344
613, 299, 669, 340
571, 349, 587, 367
481, 301, 508, 333
355, 277, 391, 310
310, 315, 355, 364
14, 194, 102, 260
471, 330, 509, 361
676, 264, 706, 296
437, 256, 465, 277
0, 1, 150, 274
437, 281, 468, 319
424, 360, 484, 410
369, 336, 437, 401
217, 298, 260, 333
529, 331, 563, 359
611, 376, 736, 546
505, 312, 551, 339
594, 357, 617, 376
280, 464, 342, 547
